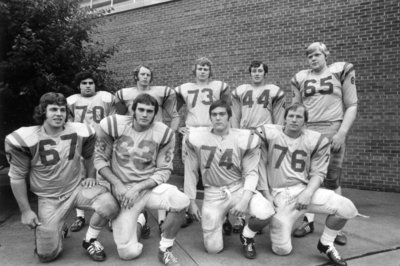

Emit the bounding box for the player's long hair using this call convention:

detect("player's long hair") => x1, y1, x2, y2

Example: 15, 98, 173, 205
248, 60, 268, 74
192, 57, 213, 79
209, 100, 232, 118
133, 65, 153, 83
33, 92, 69, 125
284, 102, 309, 123
131, 93, 159, 123
73, 71, 98, 92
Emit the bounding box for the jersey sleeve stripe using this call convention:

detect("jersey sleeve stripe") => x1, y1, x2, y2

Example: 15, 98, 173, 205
341, 63, 354, 83
9, 132, 28, 148
311, 134, 324, 158
162, 86, 170, 105
246, 131, 255, 150
290, 76, 300, 90
159, 127, 173, 150
111, 115, 118, 137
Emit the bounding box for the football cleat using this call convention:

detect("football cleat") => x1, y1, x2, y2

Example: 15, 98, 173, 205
158, 247, 181, 266
233, 216, 245, 233
223, 218, 233, 235
70, 216, 85, 232
293, 218, 314, 237
317, 240, 347, 266
82, 238, 106, 262
334, 231, 347, 246
180, 212, 193, 228
159, 220, 164, 235
140, 210, 151, 239
240, 234, 256, 259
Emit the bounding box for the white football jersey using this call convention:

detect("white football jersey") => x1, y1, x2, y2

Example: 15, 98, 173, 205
5, 123, 95, 198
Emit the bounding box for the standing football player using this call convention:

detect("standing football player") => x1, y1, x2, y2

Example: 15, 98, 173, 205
94, 93, 190, 265
175, 57, 231, 229
256, 103, 358, 266
230, 60, 286, 233
5, 92, 119, 263
67, 71, 115, 232
184, 100, 274, 259
291, 42, 358, 245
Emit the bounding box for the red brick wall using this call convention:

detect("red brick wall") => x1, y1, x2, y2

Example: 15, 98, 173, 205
94, 0, 400, 192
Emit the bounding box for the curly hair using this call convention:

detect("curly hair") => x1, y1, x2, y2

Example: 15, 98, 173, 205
73, 71, 98, 91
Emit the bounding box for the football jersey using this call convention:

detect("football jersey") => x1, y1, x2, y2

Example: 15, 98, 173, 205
94, 115, 175, 185
291, 62, 357, 123
231, 84, 285, 129
175, 80, 230, 127
184, 127, 260, 199
115, 86, 179, 122
256, 124, 330, 189
67, 91, 115, 131
5, 123, 95, 198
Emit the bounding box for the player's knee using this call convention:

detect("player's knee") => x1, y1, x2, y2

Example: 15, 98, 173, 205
203, 227, 223, 254
270, 216, 292, 256
272, 243, 292, 256
117, 242, 143, 260
167, 190, 190, 212
335, 196, 358, 219
36, 248, 61, 263
35, 226, 62, 262
324, 166, 341, 189
94, 192, 120, 219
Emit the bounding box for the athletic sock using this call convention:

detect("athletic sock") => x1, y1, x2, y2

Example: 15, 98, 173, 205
320, 226, 339, 246
159, 236, 175, 252
242, 224, 257, 239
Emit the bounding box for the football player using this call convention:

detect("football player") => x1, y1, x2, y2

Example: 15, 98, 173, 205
115, 65, 180, 228
5, 92, 119, 262
291, 42, 358, 245
175, 57, 231, 230
230, 60, 286, 233
67, 71, 115, 232
256, 103, 358, 266
94, 93, 190, 265
184, 100, 274, 259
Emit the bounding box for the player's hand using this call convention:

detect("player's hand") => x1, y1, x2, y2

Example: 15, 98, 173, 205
81, 177, 97, 188
331, 131, 346, 152
178, 127, 189, 135
295, 189, 313, 211
122, 187, 140, 209
188, 201, 201, 221
231, 199, 248, 217
114, 183, 128, 203
21, 210, 41, 229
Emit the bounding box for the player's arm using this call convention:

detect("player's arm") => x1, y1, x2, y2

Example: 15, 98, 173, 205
290, 75, 302, 104
332, 66, 358, 152
220, 82, 232, 105
231, 135, 261, 216
183, 135, 201, 221
296, 136, 331, 210
114, 90, 128, 115
94, 124, 128, 202
5, 139, 41, 229
81, 129, 97, 187
230, 89, 241, 128
163, 87, 180, 131
272, 88, 286, 125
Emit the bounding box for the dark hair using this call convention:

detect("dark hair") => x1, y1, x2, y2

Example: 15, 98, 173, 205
131, 93, 159, 116
73, 71, 98, 90
192, 57, 213, 78
133, 65, 153, 83
284, 102, 308, 123
33, 92, 68, 125
248, 60, 268, 74
209, 100, 232, 118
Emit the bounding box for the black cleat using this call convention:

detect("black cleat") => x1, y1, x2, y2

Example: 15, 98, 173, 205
223, 219, 233, 235
140, 210, 151, 239
180, 212, 193, 228
240, 234, 256, 259
82, 238, 106, 262
293, 217, 314, 237
70, 216, 85, 232
334, 231, 347, 246
317, 240, 347, 266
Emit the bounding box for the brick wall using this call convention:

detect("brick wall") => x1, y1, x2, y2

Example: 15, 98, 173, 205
93, 0, 400, 192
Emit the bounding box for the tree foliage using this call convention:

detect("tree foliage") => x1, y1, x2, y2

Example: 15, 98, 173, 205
0, 0, 121, 99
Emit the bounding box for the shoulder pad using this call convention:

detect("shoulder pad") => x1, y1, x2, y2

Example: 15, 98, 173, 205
6, 126, 40, 148
67, 122, 95, 137
66, 94, 79, 105
233, 84, 250, 97
293, 69, 310, 84
98, 91, 115, 103
99, 114, 132, 138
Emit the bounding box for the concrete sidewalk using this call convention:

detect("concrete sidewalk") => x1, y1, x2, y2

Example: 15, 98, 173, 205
0, 173, 399, 265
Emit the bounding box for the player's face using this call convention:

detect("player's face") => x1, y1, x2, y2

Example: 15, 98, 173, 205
80, 78, 96, 97
133, 103, 156, 129
250, 65, 266, 85
44, 104, 67, 130
307, 50, 327, 72
195, 64, 210, 82
137, 67, 152, 87
284, 107, 305, 134
210, 107, 230, 133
